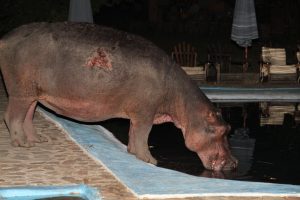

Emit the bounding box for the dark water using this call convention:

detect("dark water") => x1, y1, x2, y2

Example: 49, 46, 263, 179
99, 102, 300, 185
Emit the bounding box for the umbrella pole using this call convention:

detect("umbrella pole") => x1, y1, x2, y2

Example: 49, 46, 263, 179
243, 47, 248, 72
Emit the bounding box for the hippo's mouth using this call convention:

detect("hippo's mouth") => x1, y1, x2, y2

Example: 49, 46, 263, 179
211, 159, 237, 171
199, 154, 238, 171
212, 158, 238, 171
211, 160, 225, 171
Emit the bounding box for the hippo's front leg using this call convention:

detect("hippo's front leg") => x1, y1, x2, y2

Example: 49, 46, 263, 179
127, 118, 157, 165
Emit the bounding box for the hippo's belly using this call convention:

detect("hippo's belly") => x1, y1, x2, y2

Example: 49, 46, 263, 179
38, 95, 125, 122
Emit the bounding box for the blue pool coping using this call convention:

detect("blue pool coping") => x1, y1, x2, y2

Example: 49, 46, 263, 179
0, 184, 101, 200
200, 86, 300, 102
38, 108, 300, 199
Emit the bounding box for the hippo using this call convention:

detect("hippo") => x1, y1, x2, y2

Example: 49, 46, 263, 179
0, 22, 237, 171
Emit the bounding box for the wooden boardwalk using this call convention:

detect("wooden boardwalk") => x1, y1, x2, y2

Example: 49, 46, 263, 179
0, 76, 299, 200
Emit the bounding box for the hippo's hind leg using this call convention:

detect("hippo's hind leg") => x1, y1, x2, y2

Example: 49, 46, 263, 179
127, 117, 157, 165
4, 97, 46, 147
4, 97, 33, 147
23, 101, 48, 145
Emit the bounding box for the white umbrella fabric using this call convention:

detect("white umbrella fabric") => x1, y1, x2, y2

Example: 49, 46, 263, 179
231, 0, 258, 71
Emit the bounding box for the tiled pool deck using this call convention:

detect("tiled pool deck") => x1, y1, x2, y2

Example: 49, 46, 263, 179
0, 79, 135, 200
0, 77, 300, 200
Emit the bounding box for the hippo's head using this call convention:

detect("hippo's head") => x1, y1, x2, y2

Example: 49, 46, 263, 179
184, 110, 238, 171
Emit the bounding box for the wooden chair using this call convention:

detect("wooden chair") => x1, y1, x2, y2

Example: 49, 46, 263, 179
172, 42, 197, 67
260, 47, 299, 83
207, 44, 259, 84
171, 42, 206, 82
207, 43, 232, 73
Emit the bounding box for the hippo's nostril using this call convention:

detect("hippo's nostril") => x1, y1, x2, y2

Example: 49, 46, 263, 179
211, 160, 216, 170
221, 160, 226, 167
233, 159, 239, 169
228, 159, 238, 170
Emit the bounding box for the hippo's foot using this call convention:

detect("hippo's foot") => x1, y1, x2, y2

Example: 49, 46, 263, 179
9, 129, 47, 147
4, 124, 30, 147
5, 119, 47, 147
127, 139, 157, 165
127, 143, 136, 155
3, 116, 29, 147
28, 133, 48, 144
10, 131, 30, 147
4, 98, 45, 147
136, 150, 157, 165
25, 131, 48, 147
23, 123, 48, 146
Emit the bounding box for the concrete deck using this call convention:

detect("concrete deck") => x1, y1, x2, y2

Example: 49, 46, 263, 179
0, 77, 300, 200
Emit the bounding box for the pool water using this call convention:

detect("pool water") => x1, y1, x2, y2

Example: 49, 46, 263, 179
35, 197, 86, 200
0, 185, 100, 200
99, 102, 300, 185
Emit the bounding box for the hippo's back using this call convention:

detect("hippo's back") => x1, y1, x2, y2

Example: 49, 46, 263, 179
1, 22, 169, 71
0, 22, 173, 100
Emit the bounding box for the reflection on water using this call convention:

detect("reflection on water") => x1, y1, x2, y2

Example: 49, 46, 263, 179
99, 102, 300, 185
260, 103, 299, 125
229, 128, 255, 178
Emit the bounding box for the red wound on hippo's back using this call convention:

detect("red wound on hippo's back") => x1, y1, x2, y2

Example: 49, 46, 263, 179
86, 48, 112, 70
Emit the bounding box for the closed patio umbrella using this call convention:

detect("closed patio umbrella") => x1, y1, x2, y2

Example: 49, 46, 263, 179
231, 0, 258, 72
68, 0, 93, 23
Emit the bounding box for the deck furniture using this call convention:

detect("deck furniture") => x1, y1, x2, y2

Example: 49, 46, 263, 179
171, 42, 207, 82
207, 43, 232, 73
207, 43, 250, 83
260, 47, 299, 83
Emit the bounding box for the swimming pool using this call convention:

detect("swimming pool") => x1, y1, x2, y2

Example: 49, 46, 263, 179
0, 184, 101, 200
38, 107, 300, 199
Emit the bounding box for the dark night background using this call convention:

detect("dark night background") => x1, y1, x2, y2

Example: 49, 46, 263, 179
1, 0, 300, 70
